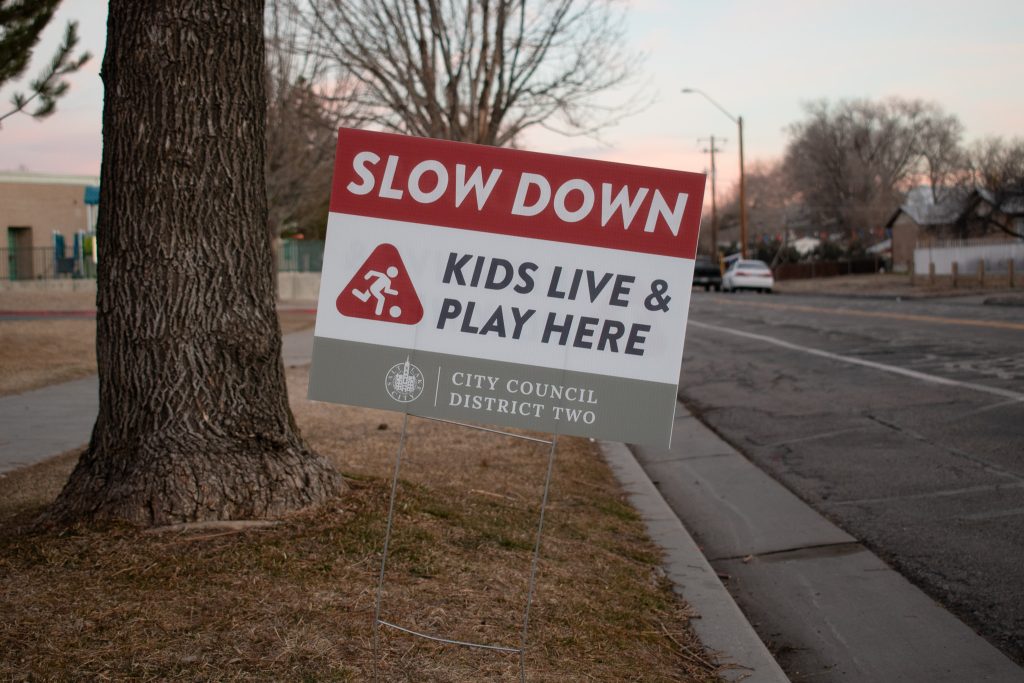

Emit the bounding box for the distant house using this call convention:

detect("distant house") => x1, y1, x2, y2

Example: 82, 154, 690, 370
790, 236, 821, 257
885, 186, 1022, 271
960, 188, 1024, 240
866, 237, 891, 262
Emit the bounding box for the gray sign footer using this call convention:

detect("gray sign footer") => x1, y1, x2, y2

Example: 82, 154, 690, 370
309, 337, 677, 447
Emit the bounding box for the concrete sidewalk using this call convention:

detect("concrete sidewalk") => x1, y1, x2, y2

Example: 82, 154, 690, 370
0, 375, 98, 473
0, 329, 317, 474
602, 438, 789, 682
632, 407, 1024, 681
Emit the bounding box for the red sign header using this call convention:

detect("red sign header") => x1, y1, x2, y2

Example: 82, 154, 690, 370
330, 128, 705, 259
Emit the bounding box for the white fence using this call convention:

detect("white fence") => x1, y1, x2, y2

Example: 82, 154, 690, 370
914, 239, 1024, 275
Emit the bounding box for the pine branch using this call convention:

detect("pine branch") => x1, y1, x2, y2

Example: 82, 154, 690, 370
0, 16, 91, 126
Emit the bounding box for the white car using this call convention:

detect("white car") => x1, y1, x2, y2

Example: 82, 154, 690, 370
722, 259, 774, 293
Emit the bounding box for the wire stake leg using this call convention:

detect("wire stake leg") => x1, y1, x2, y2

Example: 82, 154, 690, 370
373, 412, 411, 682
518, 434, 559, 682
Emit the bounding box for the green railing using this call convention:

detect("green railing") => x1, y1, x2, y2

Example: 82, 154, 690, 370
2, 240, 326, 280
1, 247, 98, 281
3, 247, 55, 280
278, 240, 324, 272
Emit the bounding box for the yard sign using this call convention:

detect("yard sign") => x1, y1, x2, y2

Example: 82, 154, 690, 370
309, 129, 705, 447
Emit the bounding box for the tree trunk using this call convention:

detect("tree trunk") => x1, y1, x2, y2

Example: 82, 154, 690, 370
48, 0, 343, 526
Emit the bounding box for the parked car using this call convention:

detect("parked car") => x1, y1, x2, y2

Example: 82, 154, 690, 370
722, 259, 774, 293
692, 256, 722, 291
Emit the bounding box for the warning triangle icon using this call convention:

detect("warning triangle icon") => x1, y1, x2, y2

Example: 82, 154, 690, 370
336, 243, 424, 325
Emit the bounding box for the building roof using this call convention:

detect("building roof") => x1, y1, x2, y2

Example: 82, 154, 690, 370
887, 185, 1024, 229
867, 238, 891, 254
976, 187, 1024, 216
0, 171, 100, 186
886, 186, 968, 228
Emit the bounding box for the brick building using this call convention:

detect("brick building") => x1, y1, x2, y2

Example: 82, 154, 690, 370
1, 172, 99, 279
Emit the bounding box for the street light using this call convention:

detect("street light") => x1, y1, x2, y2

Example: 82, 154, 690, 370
682, 88, 747, 259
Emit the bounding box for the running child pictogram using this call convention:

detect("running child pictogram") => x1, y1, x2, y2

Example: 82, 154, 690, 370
336, 243, 424, 324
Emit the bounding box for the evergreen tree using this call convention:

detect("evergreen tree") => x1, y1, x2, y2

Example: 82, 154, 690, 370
0, 0, 90, 126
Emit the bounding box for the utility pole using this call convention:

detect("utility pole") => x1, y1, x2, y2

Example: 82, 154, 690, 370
738, 115, 747, 259
682, 88, 748, 258
699, 135, 725, 262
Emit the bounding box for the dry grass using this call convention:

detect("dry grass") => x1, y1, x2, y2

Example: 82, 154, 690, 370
0, 290, 97, 395
0, 289, 723, 680
0, 366, 726, 681
0, 288, 315, 396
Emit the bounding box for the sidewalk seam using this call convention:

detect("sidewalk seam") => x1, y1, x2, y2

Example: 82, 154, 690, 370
710, 541, 863, 564
598, 439, 790, 683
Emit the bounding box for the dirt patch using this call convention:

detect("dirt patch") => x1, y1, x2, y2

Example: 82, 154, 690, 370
0, 306, 314, 397
277, 309, 318, 335
0, 288, 96, 312
0, 449, 81, 521
774, 271, 1020, 298
0, 320, 98, 396
0, 366, 725, 681
774, 272, 911, 294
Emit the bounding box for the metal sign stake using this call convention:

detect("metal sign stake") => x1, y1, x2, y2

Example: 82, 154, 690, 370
371, 413, 559, 682
372, 412, 410, 681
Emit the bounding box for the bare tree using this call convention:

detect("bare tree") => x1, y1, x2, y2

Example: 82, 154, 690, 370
718, 161, 800, 244
293, 0, 641, 146
49, 0, 342, 527
265, 1, 361, 237
782, 98, 965, 239
918, 111, 970, 203
969, 136, 1024, 239
265, 75, 336, 237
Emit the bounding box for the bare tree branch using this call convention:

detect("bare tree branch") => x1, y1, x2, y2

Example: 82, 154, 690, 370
264, 0, 364, 236
783, 98, 968, 239
292, 0, 643, 146
969, 137, 1024, 239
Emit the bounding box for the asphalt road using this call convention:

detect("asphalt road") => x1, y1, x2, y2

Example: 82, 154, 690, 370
677, 290, 1024, 665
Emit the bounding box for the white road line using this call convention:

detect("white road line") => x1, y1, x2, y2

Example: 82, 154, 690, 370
962, 398, 1024, 418
832, 481, 1024, 507
690, 320, 1024, 403
963, 506, 1024, 521
763, 426, 870, 448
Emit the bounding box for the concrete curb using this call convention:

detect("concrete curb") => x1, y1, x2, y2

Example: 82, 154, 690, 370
984, 294, 1024, 306
599, 440, 789, 683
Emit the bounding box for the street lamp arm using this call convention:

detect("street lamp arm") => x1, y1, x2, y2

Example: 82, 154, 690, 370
682, 87, 748, 258
681, 87, 738, 124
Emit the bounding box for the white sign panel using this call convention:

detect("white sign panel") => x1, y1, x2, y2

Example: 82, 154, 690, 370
309, 129, 705, 446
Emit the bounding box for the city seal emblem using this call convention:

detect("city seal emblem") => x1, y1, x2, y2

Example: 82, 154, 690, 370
385, 357, 425, 403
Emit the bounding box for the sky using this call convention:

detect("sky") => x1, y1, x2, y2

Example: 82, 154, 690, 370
2, 0, 1023, 201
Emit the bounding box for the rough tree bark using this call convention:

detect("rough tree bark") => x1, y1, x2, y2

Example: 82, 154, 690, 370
48, 0, 343, 526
